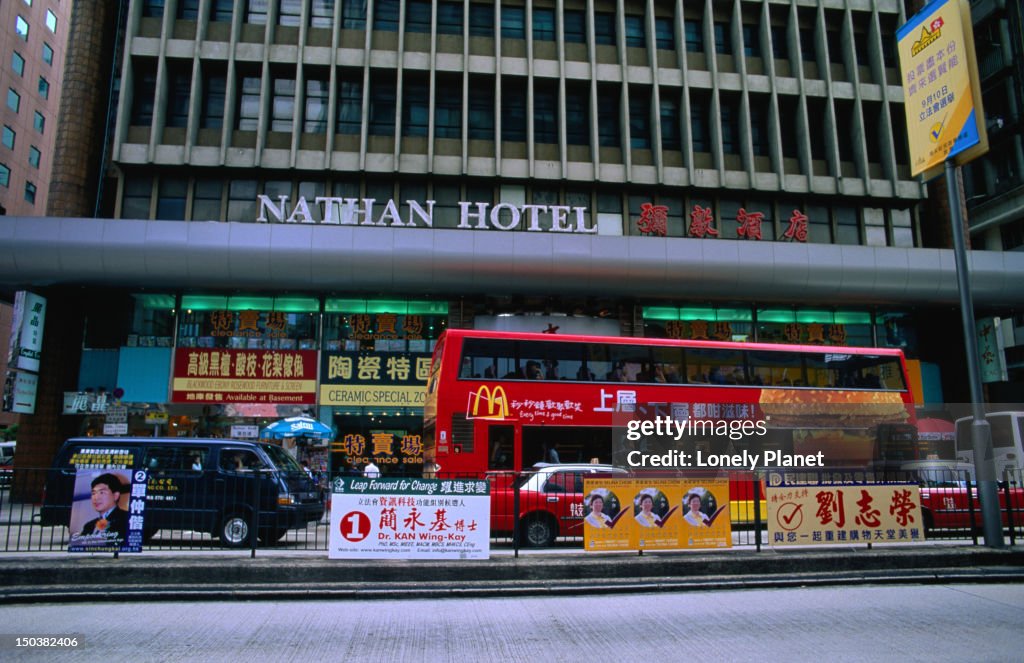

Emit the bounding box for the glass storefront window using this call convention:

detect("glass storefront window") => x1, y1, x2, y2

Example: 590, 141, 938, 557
177, 295, 319, 349
127, 293, 176, 347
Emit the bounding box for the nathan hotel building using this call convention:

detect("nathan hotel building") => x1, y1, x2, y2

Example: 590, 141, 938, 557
1, 0, 1023, 475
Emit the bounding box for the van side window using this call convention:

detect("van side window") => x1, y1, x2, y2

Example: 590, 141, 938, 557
187, 449, 208, 472
144, 447, 178, 473
220, 449, 262, 472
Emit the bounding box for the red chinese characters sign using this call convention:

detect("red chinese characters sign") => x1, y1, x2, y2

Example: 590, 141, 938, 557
171, 348, 317, 404
766, 483, 924, 546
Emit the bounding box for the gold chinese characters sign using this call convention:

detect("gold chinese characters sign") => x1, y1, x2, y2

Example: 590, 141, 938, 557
171, 349, 317, 405
767, 484, 924, 546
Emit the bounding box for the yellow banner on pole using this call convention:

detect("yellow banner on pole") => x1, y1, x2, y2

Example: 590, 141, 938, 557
896, 0, 988, 178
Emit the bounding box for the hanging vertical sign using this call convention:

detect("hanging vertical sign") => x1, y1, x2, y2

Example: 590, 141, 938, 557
8, 291, 47, 372
896, 0, 988, 178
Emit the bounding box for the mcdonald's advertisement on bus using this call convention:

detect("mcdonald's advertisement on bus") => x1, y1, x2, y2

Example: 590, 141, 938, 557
319, 350, 432, 407
328, 476, 490, 560
583, 478, 731, 551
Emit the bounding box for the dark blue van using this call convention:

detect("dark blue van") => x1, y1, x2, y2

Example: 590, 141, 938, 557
40, 437, 324, 547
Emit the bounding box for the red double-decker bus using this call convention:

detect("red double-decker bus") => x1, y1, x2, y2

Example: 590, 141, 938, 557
423, 329, 916, 536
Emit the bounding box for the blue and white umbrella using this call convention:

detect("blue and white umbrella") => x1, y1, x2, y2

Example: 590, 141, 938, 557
260, 416, 334, 440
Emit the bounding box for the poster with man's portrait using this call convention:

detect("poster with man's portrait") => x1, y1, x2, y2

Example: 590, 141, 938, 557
68, 469, 147, 553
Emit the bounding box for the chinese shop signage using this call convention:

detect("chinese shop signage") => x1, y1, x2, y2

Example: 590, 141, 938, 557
766, 483, 923, 546
332, 430, 424, 468
258, 196, 597, 233
319, 351, 431, 407
582, 478, 731, 552
203, 309, 291, 339
662, 321, 848, 345
345, 314, 430, 341
635, 205, 808, 242
896, 0, 987, 177
7, 291, 47, 372
171, 348, 317, 405
328, 476, 490, 559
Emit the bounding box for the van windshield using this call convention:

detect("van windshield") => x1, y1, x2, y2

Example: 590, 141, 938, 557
260, 443, 303, 472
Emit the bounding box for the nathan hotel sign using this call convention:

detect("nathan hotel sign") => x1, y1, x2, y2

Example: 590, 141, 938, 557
256, 195, 811, 243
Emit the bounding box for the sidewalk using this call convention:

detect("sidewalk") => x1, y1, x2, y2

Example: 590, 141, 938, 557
2, 544, 1023, 603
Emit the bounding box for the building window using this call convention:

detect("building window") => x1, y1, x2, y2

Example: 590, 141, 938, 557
12, 52, 25, 76
684, 19, 703, 53
750, 102, 769, 156
624, 15, 644, 49
714, 22, 731, 55
177, 0, 200, 19
373, 0, 399, 31
405, 0, 431, 34
720, 98, 739, 155
3, 126, 15, 149
564, 10, 585, 44
780, 97, 799, 158
271, 77, 296, 132
16, 16, 29, 41
6, 89, 20, 113
192, 179, 223, 221
597, 86, 620, 147
771, 25, 787, 60
742, 24, 760, 57
42, 43, 53, 65
437, 1, 462, 35
122, 176, 153, 218
368, 74, 396, 136
402, 78, 429, 137
200, 67, 226, 129
467, 76, 493, 140
24, 181, 36, 204
501, 79, 526, 142
245, 0, 269, 25
33, 111, 44, 134
309, 0, 334, 29
654, 17, 674, 50
341, 0, 366, 30
593, 12, 615, 46
629, 91, 650, 149
143, 0, 166, 18
565, 86, 589, 146
166, 65, 191, 128
660, 96, 681, 151
690, 95, 709, 153
278, 0, 301, 27
435, 77, 461, 138
38, 76, 50, 100
304, 77, 329, 133
500, 6, 525, 39
533, 8, 555, 41
799, 27, 816, 63
236, 74, 261, 131
337, 77, 363, 134
28, 145, 40, 168
210, 0, 234, 23
132, 61, 158, 126
469, 3, 493, 37
156, 177, 188, 220
227, 179, 257, 221
45, 10, 57, 33
534, 83, 557, 144
0, 164, 9, 187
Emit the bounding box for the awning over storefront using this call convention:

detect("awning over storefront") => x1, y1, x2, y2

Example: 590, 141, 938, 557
1, 216, 1022, 306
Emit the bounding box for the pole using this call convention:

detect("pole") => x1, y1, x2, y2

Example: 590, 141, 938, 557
945, 160, 1003, 548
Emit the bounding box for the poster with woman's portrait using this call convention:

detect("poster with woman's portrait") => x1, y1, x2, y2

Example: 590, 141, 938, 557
629, 485, 682, 550
678, 479, 732, 549
582, 481, 631, 551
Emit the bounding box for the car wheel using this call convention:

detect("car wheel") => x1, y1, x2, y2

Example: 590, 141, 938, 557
220, 512, 252, 548
523, 515, 556, 547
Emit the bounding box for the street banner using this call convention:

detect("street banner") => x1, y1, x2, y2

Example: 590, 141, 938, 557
583, 478, 732, 551
319, 350, 431, 407
766, 483, 924, 546
896, 0, 988, 177
69, 468, 148, 553
171, 348, 317, 404
6, 370, 38, 414
7, 290, 46, 373
328, 476, 490, 559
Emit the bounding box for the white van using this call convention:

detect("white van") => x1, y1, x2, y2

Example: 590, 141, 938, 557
955, 412, 1024, 476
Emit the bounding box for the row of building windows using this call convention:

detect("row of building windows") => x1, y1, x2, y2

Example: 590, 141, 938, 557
116, 173, 917, 248
0, 163, 38, 204
128, 61, 909, 178
6, 77, 50, 108
14, 9, 58, 40
11, 42, 54, 75
142, 1, 897, 80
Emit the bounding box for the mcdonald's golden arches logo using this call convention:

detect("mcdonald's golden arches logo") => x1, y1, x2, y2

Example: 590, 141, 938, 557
468, 385, 510, 419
